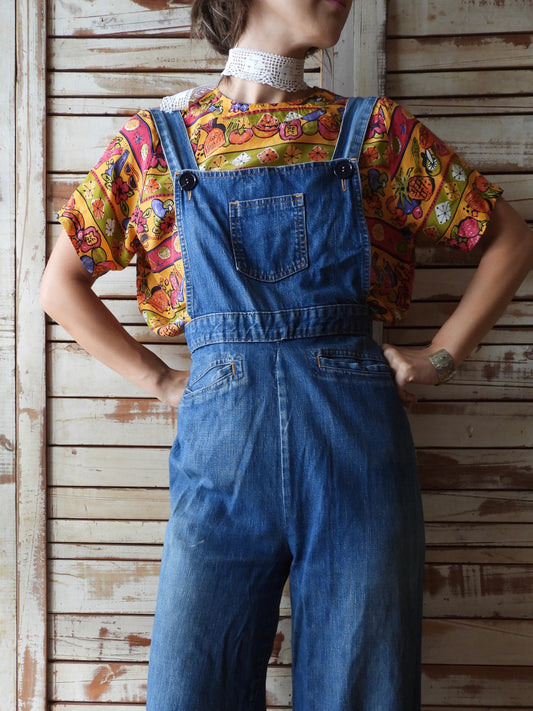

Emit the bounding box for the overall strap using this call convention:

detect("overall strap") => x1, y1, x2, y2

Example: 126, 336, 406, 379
151, 108, 198, 173
332, 96, 378, 161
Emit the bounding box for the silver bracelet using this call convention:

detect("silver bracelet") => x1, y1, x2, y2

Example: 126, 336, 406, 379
428, 348, 456, 385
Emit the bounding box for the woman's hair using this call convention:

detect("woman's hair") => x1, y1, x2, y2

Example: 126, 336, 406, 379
190, 0, 252, 56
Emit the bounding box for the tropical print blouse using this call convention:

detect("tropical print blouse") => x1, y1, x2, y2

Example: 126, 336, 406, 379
58, 88, 502, 335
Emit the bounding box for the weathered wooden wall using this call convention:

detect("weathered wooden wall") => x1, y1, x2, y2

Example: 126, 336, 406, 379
4, 0, 530, 708
385, 0, 533, 708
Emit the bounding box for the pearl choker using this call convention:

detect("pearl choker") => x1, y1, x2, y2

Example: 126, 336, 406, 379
221, 47, 308, 93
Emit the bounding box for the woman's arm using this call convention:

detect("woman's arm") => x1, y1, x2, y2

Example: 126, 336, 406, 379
382, 198, 533, 404
40, 229, 188, 407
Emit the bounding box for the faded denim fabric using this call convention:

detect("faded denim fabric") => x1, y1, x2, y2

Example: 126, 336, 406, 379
147, 98, 425, 711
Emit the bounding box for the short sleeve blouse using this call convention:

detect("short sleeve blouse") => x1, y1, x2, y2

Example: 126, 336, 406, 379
58, 88, 502, 335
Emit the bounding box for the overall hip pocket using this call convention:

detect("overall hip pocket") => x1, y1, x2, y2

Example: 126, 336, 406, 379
229, 193, 308, 282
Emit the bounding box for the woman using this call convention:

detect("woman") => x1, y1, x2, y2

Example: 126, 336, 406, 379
40, 0, 533, 708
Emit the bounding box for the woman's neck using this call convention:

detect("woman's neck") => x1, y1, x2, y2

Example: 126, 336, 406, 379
217, 74, 311, 105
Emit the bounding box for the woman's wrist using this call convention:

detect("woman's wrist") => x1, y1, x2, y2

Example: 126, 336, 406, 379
427, 347, 456, 384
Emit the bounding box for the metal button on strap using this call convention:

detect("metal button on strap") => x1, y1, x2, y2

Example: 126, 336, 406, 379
178, 171, 198, 191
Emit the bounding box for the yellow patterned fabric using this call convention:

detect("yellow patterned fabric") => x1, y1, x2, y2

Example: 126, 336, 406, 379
58, 88, 502, 335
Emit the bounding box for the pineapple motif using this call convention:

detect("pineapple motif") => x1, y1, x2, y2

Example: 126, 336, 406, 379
407, 175, 434, 202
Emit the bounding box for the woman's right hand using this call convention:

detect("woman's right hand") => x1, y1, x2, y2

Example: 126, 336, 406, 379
154, 367, 190, 408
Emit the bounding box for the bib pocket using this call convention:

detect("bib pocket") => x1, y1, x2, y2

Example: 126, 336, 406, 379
229, 193, 308, 282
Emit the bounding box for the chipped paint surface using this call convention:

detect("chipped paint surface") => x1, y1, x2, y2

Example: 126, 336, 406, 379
85, 663, 128, 701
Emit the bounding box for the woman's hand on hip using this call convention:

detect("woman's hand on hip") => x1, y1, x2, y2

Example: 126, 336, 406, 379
381, 344, 439, 405
153, 367, 190, 408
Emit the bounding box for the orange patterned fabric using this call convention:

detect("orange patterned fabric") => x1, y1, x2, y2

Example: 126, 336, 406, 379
58, 88, 502, 335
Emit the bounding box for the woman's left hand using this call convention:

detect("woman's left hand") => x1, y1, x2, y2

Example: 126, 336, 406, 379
381, 344, 440, 405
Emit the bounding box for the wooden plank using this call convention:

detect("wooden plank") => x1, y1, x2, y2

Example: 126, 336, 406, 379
402, 301, 533, 328
424, 564, 533, 618
421, 665, 533, 706
322, 0, 387, 96
49, 520, 167, 545
49, 488, 170, 521
425, 548, 533, 565
48, 398, 176, 446
385, 327, 533, 347
388, 69, 533, 99
0, 1, 17, 708
388, 0, 533, 36
48, 342, 191, 397
48, 447, 169, 487
417, 449, 533, 490
423, 492, 533, 523
49, 560, 160, 614
49, 661, 293, 705
48, 113, 533, 174
16, 0, 48, 708
409, 402, 533, 448
50, 0, 192, 36
388, 34, 533, 71
401, 96, 533, 115
49, 544, 164, 560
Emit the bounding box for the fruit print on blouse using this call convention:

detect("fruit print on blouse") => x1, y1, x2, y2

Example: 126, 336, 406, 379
57, 90, 503, 334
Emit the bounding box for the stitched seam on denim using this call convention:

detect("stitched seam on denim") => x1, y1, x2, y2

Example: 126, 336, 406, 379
274, 344, 290, 533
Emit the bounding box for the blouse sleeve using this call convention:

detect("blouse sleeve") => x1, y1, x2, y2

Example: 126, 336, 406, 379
360, 97, 503, 251
57, 114, 155, 277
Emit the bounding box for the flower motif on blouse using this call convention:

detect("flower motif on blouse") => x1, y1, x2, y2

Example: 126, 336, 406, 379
112, 176, 131, 204
284, 145, 302, 164
130, 205, 148, 233
91, 198, 105, 220
83, 180, 96, 200
309, 146, 328, 162
105, 218, 116, 237
145, 178, 160, 194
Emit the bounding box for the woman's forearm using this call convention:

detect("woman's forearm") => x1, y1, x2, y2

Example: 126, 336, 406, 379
383, 198, 533, 403
40, 230, 188, 405
430, 197, 533, 366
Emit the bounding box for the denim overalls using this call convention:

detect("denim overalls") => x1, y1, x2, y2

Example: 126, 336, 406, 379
148, 98, 425, 711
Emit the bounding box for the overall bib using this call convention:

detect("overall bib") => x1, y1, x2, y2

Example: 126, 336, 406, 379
148, 98, 425, 711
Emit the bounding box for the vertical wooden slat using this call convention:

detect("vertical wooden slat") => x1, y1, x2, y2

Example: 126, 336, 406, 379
322, 0, 387, 97
16, 0, 48, 708
1, 1, 17, 708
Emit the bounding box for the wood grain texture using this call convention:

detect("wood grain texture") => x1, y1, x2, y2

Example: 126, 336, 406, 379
16, 0, 48, 708
388, 0, 533, 36
0, 1, 17, 708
